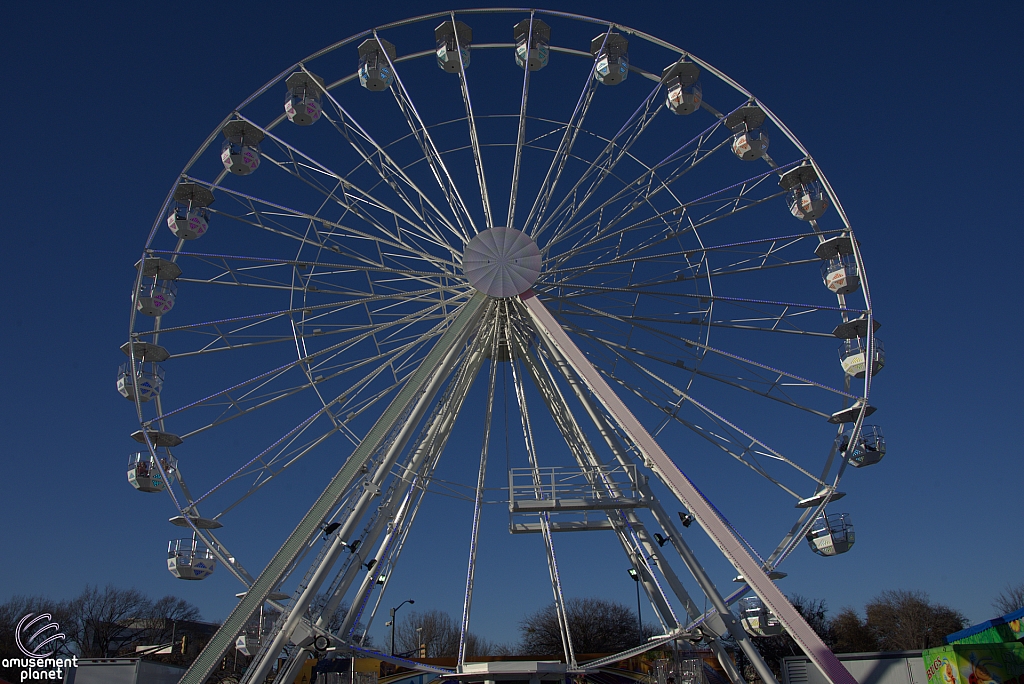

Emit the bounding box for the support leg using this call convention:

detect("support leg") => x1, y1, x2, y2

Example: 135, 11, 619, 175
522, 292, 855, 684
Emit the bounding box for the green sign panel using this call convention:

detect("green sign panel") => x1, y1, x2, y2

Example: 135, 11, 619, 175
923, 644, 1024, 684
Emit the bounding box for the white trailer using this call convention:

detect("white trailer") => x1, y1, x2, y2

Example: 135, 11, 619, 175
63, 658, 185, 684
782, 651, 926, 684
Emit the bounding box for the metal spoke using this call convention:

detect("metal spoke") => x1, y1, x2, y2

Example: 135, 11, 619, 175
507, 13, 536, 230
311, 77, 463, 247
377, 31, 477, 240
549, 296, 856, 398
529, 76, 665, 242
450, 12, 494, 231
229, 113, 458, 257
519, 25, 605, 237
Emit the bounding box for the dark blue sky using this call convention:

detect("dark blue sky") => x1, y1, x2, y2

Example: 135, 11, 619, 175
1, 0, 1021, 648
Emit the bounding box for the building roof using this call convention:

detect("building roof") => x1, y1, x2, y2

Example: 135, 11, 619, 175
945, 606, 1024, 644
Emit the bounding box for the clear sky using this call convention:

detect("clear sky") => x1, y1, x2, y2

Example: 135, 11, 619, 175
1, 0, 1021, 652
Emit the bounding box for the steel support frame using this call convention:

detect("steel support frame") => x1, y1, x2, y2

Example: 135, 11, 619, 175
241, 338, 473, 684
531, 331, 747, 684
521, 291, 856, 684
457, 312, 503, 669
276, 333, 490, 684
508, 340, 578, 668
336, 332, 489, 639
516, 345, 679, 633
180, 292, 488, 684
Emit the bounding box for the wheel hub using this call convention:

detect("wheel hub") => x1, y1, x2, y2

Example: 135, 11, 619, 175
461, 227, 542, 298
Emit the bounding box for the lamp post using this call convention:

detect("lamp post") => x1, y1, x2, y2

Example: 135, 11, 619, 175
627, 568, 642, 642
389, 599, 415, 656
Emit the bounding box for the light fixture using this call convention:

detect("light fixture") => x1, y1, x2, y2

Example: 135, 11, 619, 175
678, 512, 694, 528
627, 568, 639, 581
654, 533, 668, 547
322, 522, 341, 538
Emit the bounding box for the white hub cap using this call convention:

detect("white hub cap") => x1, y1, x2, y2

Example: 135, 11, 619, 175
462, 227, 542, 298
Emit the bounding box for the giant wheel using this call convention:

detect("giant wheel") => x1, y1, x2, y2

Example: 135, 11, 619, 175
120, 10, 882, 684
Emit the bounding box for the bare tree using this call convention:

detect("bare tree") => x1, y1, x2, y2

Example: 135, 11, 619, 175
489, 641, 518, 656
992, 582, 1024, 616
144, 595, 202, 646
395, 609, 459, 657
389, 609, 491, 658
63, 585, 154, 657
464, 632, 494, 658
831, 608, 878, 653
519, 597, 655, 656
864, 590, 965, 650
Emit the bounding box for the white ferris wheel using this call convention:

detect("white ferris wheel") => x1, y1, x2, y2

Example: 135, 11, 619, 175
120, 9, 884, 684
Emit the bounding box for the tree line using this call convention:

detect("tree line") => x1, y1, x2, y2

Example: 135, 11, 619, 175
388, 597, 661, 658
735, 584, 1024, 681
2, 580, 1020, 682
387, 583, 1024, 669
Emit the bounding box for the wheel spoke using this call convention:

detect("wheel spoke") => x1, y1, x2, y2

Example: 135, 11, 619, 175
378, 31, 477, 240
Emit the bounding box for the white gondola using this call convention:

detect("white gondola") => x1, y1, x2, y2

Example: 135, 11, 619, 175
220, 121, 264, 176
167, 538, 216, 580
662, 61, 701, 115
514, 18, 550, 71
837, 425, 886, 468
167, 208, 208, 241
806, 513, 855, 556
117, 361, 165, 402
283, 70, 325, 126
822, 254, 860, 295
135, 278, 177, 317
591, 33, 629, 86
166, 182, 214, 240
839, 337, 885, 378
780, 164, 829, 221
358, 38, 397, 91
726, 107, 769, 161
435, 20, 471, 73
738, 597, 784, 636
127, 452, 176, 493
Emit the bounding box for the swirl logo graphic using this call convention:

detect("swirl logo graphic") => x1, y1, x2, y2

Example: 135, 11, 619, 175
16, 613, 65, 658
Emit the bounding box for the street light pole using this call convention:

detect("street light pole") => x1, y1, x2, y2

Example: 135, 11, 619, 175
389, 599, 415, 657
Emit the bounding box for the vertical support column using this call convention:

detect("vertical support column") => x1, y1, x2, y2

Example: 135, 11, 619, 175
521, 292, 856, 684
508, 336, 577, 669
458, 316, 501, 669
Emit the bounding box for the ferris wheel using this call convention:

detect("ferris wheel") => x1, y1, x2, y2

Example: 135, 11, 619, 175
120, 9, 884, 684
